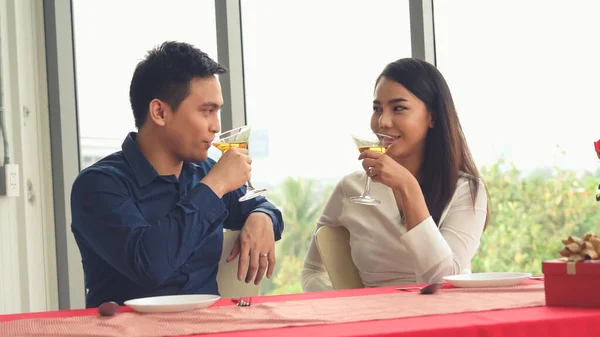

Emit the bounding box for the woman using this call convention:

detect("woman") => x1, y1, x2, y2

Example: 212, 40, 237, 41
301, 58, 489, 291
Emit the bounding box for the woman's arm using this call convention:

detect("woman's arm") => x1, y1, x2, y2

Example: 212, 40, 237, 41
300, 180, 347, 292
397, 177, 487, 284
301, 238, 334, 292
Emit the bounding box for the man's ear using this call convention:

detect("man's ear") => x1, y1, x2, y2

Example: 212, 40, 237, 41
148, 99, 168, 126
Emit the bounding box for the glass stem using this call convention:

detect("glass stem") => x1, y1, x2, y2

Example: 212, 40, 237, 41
362, 177, 372, 197
246, 179, 256, 191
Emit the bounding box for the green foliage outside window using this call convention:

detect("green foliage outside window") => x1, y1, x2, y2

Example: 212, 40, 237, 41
258, 160, 600, 295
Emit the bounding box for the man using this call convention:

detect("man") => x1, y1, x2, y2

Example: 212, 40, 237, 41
71, 41, 284, 308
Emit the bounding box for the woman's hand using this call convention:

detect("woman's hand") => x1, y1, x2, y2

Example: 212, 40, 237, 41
359, 150, 430, 230
358, 151, 411, 190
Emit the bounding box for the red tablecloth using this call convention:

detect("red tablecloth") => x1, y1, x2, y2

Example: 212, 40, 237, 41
1, 284, 599, 337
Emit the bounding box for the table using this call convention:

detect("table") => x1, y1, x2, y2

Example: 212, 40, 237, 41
1, 284, 599, 337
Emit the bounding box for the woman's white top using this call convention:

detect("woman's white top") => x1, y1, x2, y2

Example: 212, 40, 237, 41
301, 170, 488, 292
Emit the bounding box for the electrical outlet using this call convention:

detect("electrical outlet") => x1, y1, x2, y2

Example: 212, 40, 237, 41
0, 164, 20, 197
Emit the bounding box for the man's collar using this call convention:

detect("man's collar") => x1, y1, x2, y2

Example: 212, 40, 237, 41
121, 132, 159, 187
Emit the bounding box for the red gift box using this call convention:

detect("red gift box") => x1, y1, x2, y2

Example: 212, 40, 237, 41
542, 259, 600, 307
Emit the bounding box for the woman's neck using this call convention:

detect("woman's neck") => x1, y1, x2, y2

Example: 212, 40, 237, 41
392, 152, 423, 182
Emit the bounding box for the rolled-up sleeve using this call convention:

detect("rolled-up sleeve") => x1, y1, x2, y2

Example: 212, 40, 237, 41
222, 185, 284, 241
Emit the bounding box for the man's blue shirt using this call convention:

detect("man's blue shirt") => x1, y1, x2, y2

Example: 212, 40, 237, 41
71, 132, 283, 308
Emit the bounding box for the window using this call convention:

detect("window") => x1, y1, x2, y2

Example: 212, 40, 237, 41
435, 0, 600, 172
434, 0, 600, 273
71, 0, 219, 169
241, 0, 412, 294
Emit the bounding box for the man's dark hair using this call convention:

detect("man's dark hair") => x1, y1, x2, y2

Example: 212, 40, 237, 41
129, 41, 227, 128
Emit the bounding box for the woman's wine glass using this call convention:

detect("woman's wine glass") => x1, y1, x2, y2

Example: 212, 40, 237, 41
349, 133, 394, 205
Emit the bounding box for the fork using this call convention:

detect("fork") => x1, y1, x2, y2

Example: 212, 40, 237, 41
236, 297, 252, 307
395, 282, 443, 294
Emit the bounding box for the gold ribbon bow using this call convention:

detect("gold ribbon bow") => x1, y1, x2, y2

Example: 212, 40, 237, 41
559, 232, 600, 262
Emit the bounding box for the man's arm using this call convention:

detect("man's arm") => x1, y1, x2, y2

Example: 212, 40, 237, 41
222, 185, 284, 240
71, 168, 228, 288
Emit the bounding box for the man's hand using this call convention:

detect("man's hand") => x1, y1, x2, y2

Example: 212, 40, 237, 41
201, 148, 251, 198
226, 212, 276, 285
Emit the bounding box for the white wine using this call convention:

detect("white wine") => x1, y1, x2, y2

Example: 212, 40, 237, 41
213, 142, 248, 153
357, 145, 387, 154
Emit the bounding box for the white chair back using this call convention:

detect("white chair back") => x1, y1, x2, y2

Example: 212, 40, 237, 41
217, 230, 260, 298
315, 226, 364, 290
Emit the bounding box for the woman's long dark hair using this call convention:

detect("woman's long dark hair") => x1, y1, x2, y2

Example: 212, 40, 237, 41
377, 58, 489, 227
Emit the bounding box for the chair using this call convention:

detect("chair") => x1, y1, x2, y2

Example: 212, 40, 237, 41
315, 226, 364, 290
217, 230, 260, 298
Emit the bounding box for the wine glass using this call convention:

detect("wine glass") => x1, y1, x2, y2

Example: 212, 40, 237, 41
213, 126, 267, 202
350, 133, 394, 206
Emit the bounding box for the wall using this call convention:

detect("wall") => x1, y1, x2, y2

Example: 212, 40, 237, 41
0, 0, 58, 314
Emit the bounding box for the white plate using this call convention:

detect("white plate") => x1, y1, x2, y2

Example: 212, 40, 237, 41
124, 294, 220, 313
442, 272, 532, 288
